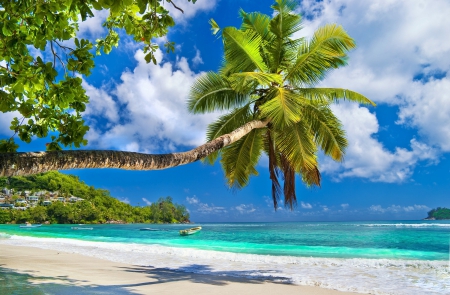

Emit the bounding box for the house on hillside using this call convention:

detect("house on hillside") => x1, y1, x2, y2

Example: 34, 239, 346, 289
69, 196, 84, 202
0, 203, 14, 209
15, 199, 27, 206
43, 200, 52, 206
26, 195, 39, 206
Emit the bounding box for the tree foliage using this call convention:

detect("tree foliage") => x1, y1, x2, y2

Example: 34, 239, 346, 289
188, 0, 375, 210
0, 0, 196, 152
0, 171, 190, 224
426, 207, 450, 220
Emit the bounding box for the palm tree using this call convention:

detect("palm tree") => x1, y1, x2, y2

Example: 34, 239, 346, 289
0, 1, 373, 210
187, 0, 374, 209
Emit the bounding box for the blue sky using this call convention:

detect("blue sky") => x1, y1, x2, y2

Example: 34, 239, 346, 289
1, 0, 450, 222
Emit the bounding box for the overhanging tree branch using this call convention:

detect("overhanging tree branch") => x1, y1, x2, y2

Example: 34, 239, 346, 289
0, 120, 269, 177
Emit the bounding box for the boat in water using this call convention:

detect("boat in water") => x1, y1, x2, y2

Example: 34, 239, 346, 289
139, 228, 159, 231
71, 227, 93, 230
179, 226, 202, 236
19, 223, 42, 228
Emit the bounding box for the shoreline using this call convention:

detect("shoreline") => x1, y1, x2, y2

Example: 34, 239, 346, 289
0, 244, 361, 295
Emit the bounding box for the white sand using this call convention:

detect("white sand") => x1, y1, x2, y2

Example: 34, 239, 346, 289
0, 245, 363, 295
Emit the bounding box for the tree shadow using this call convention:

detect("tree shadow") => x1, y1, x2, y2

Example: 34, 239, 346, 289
115, 264, 292, 288
0, 263, 293, 294
0, 266, 139, 295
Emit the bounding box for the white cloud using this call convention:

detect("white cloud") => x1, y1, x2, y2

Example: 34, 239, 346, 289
369, 204, 430, 213
166, 0, 217, 23
0, 111, 19, 136
341, 203, 349, 209
77, 9, 109, 39
235, 204, 256, 214
192, 48, 204, 66
197, 202, 227, 214
297, 0, 450, 182
186, 196, 199, 204
300, 201, 312, 209
85, 49, 220, 152
142, 198, 152, 205
321, 103, 439, 182
118, 197, 130, 204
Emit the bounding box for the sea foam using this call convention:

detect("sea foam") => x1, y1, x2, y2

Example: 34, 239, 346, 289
1, 235, 449, 295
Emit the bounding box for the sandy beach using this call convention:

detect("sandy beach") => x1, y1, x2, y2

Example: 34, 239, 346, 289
0, 245, 362, 295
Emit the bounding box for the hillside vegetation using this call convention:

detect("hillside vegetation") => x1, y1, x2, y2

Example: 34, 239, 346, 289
0, 171, 189, 224
425, 207, 450, 220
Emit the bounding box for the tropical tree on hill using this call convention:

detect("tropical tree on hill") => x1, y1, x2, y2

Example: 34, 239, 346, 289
187, 0, 374, 209
0, 0, 374, 210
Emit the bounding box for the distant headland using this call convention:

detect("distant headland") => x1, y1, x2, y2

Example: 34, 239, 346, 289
423, 207, 450, 220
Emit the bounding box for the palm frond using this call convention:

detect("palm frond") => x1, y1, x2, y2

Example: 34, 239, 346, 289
259, 87, 301, 128
301, 102, 347, 161
230, 72, 282, 92
280, 154, 297, 210
222, 27, 268, 73
299, 88, 376, 106
204, 104, 253, 164
239, 9, 272, 40
285, 24, 356, 86
275, 119, 318, 171
188, 71, 247, 114
265, 129, 282, 210
301, 165, 321, 187
221, 128, 264, 189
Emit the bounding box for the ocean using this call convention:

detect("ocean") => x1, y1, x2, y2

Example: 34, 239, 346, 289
1, 221, 449, 294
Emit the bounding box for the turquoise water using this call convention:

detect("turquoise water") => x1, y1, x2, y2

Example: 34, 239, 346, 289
1, 220, 449, 260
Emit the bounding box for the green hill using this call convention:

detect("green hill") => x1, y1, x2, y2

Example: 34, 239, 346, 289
0, 171, 190, 224
425, 207, 450, 220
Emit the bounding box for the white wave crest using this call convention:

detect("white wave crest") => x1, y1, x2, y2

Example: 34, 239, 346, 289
358, 223, 450, 228
1, 235, 449, 295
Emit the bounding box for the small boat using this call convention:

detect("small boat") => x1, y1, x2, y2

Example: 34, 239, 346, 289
20, 223, 42, 228
179, 226, 202, 236
71, 227, 93, 230
140, 228, 159, 231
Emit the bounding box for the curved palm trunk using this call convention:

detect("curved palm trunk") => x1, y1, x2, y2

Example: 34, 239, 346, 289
0, 120, 269, 177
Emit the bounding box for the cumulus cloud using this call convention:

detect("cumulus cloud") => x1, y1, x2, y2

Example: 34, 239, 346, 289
369, 204, 430, 213
296, 0, 450, 182
192, 48, 204, 66
0, 111, 19, 136
142, 198, 152, 205
118, 197, 130, 204
196, 202, 227, 214
235, 204, 256, 214
77, 9, 109, 39
341, 203, 349, 209
166, 0, 217, 23
321, 103, 439, 182
84, 49, 220, 152
300, 201, 313, 209
186, 196, 199, 204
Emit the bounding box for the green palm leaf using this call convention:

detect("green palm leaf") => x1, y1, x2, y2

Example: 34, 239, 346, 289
275, 119, 318, 171
301, 102, 347, 161
221, 128, 264, 188
285, 24, 356, 85
230, 72, 282, 92
188, 72, 247, 114
259, 87, 301, 127
204, 104, 253, 164
222, 27, 268, 73
239, 10, 272, 40
299, 88, 376, 106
